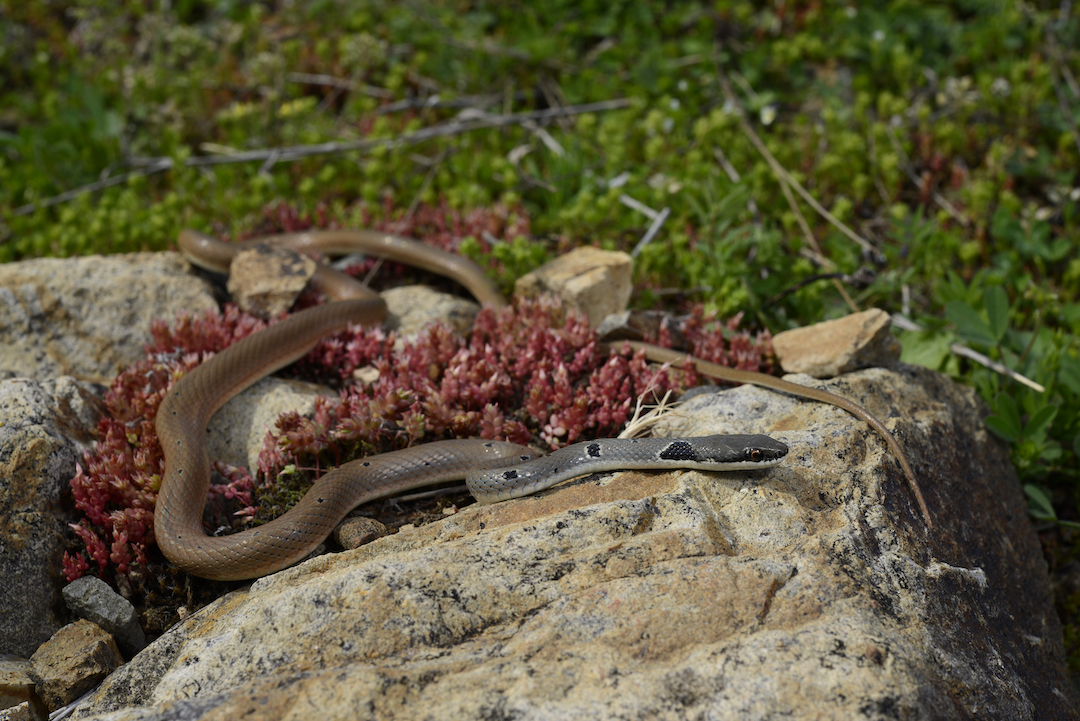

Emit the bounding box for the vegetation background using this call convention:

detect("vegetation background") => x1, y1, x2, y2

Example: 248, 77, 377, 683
2, 0, 1079, 678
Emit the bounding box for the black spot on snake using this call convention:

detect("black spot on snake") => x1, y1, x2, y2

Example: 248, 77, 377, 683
587, 443, 601, 458
503, 470, 519, 480
659, 440, 695, 462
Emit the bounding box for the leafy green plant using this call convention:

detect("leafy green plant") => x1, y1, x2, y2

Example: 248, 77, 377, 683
936, 278, 1079, 517
1025, 484, 1080, 530
0, 76, 124, 208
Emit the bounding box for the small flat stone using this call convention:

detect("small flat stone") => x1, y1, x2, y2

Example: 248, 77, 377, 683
62, 577, 145, 655
772, 308, 901, 378
0, 654, 37, 714
333, 517, 390, 550
28, 621, 121, 712
382, 285, 480, 340
227, 244, 317, 319
514, 247, 632, 327
595, 309, 687, 348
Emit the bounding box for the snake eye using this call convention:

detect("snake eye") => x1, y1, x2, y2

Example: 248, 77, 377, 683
749, 448, 762, 462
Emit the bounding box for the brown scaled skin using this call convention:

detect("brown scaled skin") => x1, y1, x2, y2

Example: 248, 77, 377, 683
158, 231, 526, 580
155, 230, 932, 581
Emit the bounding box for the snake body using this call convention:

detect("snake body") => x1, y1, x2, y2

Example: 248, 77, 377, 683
155, 229, 929, 581
466, 435, 789, 504
155, 435, 540, 580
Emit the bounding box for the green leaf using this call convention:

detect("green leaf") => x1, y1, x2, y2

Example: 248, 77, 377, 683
898, 329, 953, 370
1022, 404, 1057, 440
1027, 221, 1051, 258
985, 415, 1019, 443
991, 207, 1023, 244
1039, 443, 1062, 463
945, 300, 996, 347
985, 393, 1021, 442
1023, 484, 1056, 520
1062, 303, 1080, 326
1046, 237, 1072, 262
1059, 356, 1080, 396
940, 270, 972, 305
984, 286, 1009, 341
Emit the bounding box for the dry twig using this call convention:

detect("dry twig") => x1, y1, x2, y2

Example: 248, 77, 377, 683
882, 121, 972, 228
620, 387, 679, 439
11, 99, 631, 219
713, 64, 879, 257
890, 314, 1045, 392
712, 66, 857, 309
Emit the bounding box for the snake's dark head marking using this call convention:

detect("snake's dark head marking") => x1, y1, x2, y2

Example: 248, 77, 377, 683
692, 434, 788, 468
741, 434, 789, 463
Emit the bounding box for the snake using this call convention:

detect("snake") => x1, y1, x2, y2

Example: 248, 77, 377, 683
154, 229, 930, 581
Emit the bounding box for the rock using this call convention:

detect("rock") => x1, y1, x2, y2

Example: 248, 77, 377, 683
382, 285, 481, 340
0, 252, 217, 383
772, 308, 901, 378
351, 365, 381, 384
333, 516, 390, 550
0, 654, 39, 716
595, 309, 687, 348
0, 704, 34, 721
28, 621, 121, 713
206, 376, 332, 472
0, 377, 105, 658
0, 701, 43, 721
514, 247, 632, 327
62, 577, 145, 656
67, 365, 1077, 720
227, 244, 317, 319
